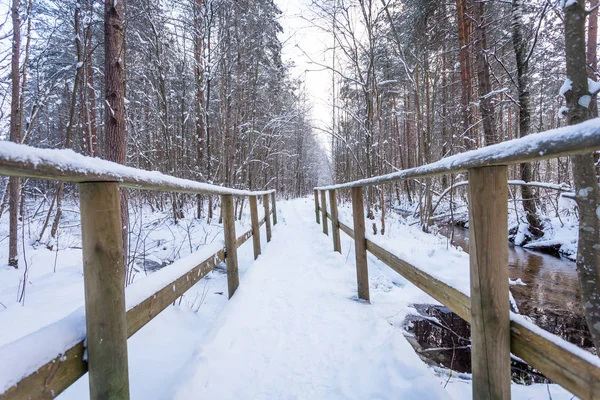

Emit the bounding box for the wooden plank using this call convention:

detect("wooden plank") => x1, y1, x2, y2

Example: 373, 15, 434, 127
338, 219, 354, 240
320, 190, 328, 235
468, 166, 510, 400
314, 189, 320, 224
263, 194, 272, 242
79, 182, 130, 400
351, 187, 369, 301
365, 239, 471, 321
271, 192, 278, 225
127, 249, 224, 337
510, 318, 600, 400
0, 342, 87, 400
221, 194, 239, 299
249, 196, 261, 259
328, 190, 341, 253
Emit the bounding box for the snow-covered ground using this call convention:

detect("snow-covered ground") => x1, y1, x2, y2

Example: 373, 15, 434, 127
0, 198, 579, 399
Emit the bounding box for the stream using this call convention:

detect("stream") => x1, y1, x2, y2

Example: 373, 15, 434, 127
403, 225, 594, 382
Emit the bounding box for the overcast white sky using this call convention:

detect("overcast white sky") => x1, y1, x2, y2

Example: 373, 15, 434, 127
275, 0, 334, 150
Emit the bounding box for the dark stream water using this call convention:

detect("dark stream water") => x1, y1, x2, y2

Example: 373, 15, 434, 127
404, 225, 594, 382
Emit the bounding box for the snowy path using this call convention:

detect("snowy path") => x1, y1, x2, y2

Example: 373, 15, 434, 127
172, 198, 451, 400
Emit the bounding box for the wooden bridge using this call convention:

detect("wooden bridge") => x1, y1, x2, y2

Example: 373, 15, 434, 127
0, 119, 599, 399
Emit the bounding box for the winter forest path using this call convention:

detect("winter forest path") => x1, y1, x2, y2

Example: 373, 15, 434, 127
172, 198, 451, 400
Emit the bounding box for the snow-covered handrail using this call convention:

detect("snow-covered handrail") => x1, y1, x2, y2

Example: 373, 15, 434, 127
316, 118, 600, 190
0, 141, 274, 196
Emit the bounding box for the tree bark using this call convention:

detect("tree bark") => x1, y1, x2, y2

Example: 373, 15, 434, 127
587, 0, 599, 118
104, 0, 129, 260
8, 0, 21, 268
473, 1, 497, 146
456, 0, 474, 149
512, 0, 543, 239
563, 0, 600, 350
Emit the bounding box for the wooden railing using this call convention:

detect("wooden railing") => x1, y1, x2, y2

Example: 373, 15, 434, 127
0, 142, 277, 400
314, 119, 600, 400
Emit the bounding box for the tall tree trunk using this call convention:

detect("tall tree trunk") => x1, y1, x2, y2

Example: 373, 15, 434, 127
473, 1, 497, 146
104, 0, 129, 260
512, 0, 543, 239
456, 0, 474, 149
563, 0, 600, 350
8, 0, 21, 268
588, 0, 599, 118
83, 0, 99, 157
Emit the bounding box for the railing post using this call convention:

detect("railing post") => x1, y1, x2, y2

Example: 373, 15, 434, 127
249, 195, 261, 260
314, 189, 320, 224
263, 193, 272, 242
320, 190, 328, 235
329, 189, 341, 253
79, 182, 130, 400
351, 186, 370, 302
222, 194, 239, 298
468, 166, 510, 400
271, 191, 277, 225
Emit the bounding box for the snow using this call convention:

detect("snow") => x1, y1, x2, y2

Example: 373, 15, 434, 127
0, 141, 275, 196
125, 240, 224, 310
562, 0, 578, 8
589, 77, 600, 95
0, 307, 86, 394
316, 118, 600, 190
559, 78, 572, 96
579, 95, 592, 108
509, 278, 526, 286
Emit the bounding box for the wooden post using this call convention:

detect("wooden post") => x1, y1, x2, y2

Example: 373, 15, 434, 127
468, 166, 510, 400
314, 189, 320, 224
321, 190, 328, 235
351, 186, 370, 301
222, 194, 239, 298
79, 182, 130, 400
249, 195, 261, 260
329, 189, 341, 253
263, 193, 272, 242
271, 191, 277, 225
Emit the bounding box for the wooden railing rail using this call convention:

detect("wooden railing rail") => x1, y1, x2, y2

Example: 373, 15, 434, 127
315, 119, 600, 191
313, 119, 600, 400
0, 143, 278, 400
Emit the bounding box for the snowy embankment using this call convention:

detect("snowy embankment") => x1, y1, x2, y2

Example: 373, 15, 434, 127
0, 198, 580, 399
0, 199, 259, 395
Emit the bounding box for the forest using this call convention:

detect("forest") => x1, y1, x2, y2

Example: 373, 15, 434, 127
1, 0, 600, 399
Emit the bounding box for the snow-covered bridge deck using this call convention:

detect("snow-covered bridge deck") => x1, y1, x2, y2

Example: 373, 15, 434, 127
169, 199, 451, 400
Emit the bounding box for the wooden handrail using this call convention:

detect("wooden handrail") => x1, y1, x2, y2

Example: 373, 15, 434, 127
0, 141, 274, 196
316, 118, 600, 191
318, 208, 600, 399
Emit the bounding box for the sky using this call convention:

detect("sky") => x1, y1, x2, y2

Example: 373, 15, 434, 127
275, 0, 334, 150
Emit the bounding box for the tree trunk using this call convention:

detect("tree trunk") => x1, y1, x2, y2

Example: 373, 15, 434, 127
512, 0, 543, 239
8, 0, 21, 268
104, 0, 129, 260
563, 0, 600, 350
588, 0, 599, 118
473, 1, 497, 146
456, 0, 474, 149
